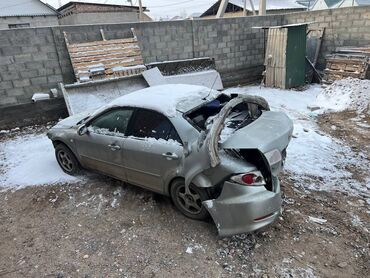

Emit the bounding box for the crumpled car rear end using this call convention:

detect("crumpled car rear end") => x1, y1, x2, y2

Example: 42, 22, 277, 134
185, 94, 293, 236
203, 178, 282, 237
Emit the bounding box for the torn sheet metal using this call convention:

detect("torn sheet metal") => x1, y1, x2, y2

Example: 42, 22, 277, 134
59, 75, 147, 115
143, 67, 223, 90
142, 67, 168, 86
165, 70, 223, 90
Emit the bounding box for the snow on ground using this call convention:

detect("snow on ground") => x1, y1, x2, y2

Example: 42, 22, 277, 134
224, 84, 369, 196
0, 134, 79, 189
316, 78, 370, 115
0, 82, 368, 196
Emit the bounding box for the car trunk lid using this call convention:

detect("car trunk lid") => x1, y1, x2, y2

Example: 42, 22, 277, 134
221, 111, 293, 154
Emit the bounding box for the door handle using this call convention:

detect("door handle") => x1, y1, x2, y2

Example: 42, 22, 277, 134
108, 144, 121, 151
162, 152, 178, 160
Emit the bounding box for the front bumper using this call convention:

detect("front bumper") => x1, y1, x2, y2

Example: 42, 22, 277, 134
203, 178, 281, 237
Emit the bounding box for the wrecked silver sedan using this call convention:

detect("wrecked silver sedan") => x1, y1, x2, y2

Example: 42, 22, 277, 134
47, 84, 293, 236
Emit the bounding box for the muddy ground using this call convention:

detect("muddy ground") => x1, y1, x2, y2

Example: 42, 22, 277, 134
0, 111, 369, 278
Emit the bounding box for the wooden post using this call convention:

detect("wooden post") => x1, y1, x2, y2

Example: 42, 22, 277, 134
216, 0, 229, 18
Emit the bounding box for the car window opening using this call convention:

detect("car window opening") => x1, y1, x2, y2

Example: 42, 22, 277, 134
186, 94, 266, 135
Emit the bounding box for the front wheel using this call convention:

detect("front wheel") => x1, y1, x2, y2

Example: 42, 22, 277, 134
55, 144, 80, 175
170, 179, 209, 220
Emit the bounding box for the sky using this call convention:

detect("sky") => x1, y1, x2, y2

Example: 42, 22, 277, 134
42, 0, 217, 19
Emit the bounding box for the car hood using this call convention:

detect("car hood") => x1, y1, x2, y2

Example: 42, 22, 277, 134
52, 111, 91, 129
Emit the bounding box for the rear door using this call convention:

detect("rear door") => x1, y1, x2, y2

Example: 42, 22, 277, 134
123, 108, 183, 193
75, 108, 134, 180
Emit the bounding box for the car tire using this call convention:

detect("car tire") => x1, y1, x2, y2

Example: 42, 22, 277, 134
55, 143, 80, 175
170, 179, 209, 220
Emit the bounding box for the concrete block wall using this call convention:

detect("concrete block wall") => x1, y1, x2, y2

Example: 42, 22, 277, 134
1, 5, 369, 108
192, 15, 283, 86
0, 28, 63, 106
284, 5, 370, 69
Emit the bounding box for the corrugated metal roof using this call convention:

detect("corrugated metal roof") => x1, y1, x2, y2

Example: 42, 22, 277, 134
0, 0, 57, 17
229, 0, 305, 10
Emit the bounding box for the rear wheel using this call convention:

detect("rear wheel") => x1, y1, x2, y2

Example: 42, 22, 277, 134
170, 179, 209, 220
55, 144, 80, 175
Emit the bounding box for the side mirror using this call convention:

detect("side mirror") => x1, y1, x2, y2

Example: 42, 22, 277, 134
77, 124, 88, 136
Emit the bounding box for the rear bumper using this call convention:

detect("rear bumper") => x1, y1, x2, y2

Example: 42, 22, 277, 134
203, 179, 281, 237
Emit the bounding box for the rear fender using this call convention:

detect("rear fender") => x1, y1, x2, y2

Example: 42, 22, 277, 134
184, 95, 270, 187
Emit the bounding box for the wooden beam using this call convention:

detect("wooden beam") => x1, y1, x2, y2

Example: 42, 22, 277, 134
216, 0, 229, 18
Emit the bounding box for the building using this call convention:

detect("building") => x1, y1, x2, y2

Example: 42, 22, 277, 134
200, 0, 305, 18
311, 0, 370, 10
57, 1, 152, 25
0, 0, 58, 30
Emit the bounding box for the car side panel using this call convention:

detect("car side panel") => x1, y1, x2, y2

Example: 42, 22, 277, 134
122, 137, 184, 193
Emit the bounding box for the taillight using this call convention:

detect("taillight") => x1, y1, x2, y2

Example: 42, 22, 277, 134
230, 171, 266, 186
241, 174, 254, 184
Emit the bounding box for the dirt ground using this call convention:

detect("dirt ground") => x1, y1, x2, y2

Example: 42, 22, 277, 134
0, 111, 369, 278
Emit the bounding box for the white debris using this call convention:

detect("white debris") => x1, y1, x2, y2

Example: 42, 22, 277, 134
185, 247, 193, 254
308, 216, 327, 224
185, 243, 205, 254
32, 93, 50, 102
111, 198, 119, 208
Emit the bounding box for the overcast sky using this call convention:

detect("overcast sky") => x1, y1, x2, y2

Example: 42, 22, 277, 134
42, 0, 216, 19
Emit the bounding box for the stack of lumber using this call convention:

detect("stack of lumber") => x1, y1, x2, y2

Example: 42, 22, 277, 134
323, 47, 370, 83
64, 32, 146, 82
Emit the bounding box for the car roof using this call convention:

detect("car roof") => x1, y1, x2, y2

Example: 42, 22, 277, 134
105, 84, 220, 117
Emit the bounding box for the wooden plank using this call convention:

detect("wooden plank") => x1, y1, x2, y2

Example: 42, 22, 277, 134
71, 52, 142, 63
69, 46, 140, 58
74, 57, 144, 70
69, 42, 140, 53
69, 37, 137, 48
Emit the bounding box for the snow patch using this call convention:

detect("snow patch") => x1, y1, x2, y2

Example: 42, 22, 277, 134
0, 134, 79, 189
316, 78, 370, 114
223, 84, 369, 196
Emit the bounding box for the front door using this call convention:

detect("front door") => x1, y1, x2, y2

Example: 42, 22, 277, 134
75, 108, 134, 181
123, 109, 183, 193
